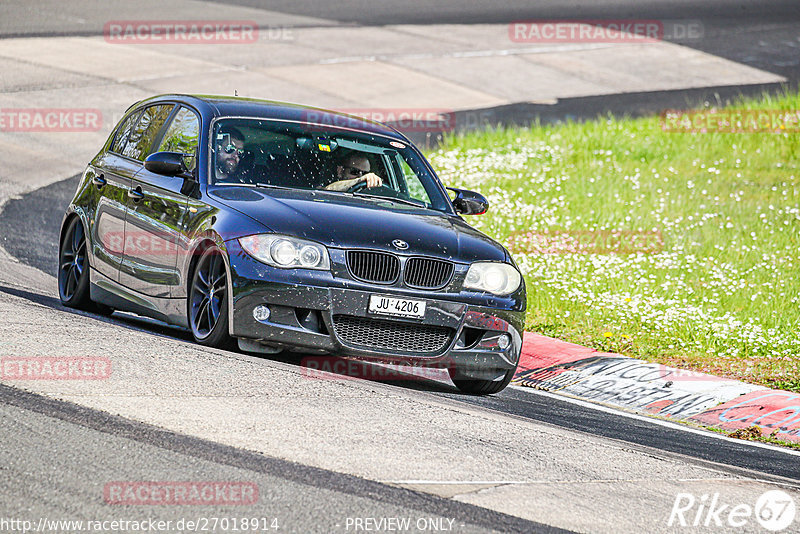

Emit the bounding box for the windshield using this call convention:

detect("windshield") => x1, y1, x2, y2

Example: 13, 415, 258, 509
209, 118, 451, 211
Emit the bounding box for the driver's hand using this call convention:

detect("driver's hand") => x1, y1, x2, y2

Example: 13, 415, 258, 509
323, 174, 383, 192
362, 173, 382, 188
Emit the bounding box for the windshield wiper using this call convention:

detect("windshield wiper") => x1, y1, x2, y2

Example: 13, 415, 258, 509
352, 192, 427, 208
254, 183, 294, 190
213, 182, 295, 191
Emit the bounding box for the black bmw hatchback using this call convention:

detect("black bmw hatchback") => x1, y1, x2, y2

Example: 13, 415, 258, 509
58, 95, 526, 394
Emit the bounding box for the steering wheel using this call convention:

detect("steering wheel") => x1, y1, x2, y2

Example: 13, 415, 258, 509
350, 182, 411, 203
347, 180, 387, 194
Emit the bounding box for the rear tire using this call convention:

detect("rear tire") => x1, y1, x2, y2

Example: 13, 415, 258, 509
188, 246, 233, 349
449, 367, 516, 395
58, 217, 93, 310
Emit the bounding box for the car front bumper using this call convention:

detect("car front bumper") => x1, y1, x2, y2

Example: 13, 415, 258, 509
228, 251, 526, 382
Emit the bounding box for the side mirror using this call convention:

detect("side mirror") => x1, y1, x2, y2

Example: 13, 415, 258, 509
145, 151, 190, 177
447, 187, 489, 215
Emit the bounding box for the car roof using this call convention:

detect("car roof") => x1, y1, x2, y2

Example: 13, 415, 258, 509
133, 94, 410, 141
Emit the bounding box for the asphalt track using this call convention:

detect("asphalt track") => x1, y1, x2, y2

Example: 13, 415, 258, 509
216, 0, 800, 87
1, 0, 799, 128
2, 3, 799, 530
2, 176, 798, 485
0, 384, 558, 534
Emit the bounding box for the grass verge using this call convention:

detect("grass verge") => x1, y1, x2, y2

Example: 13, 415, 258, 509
711, 425, 800, 451
429, 89, 800, 392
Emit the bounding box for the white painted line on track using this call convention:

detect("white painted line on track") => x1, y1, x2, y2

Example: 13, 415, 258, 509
508, 385, 800, 458
388, 480, 527, 485
319, 43, 616, 64
390, 477, 734, 485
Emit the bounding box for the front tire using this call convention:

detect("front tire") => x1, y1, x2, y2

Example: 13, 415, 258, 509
188, 246, 233, 349
58, 217, 92, 310
449, 367, 516, 395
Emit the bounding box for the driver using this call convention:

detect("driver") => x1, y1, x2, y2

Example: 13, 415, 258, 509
214, 126, 246, 183
324, 152, 383, 192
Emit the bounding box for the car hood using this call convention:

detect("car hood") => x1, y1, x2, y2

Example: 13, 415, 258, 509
210, 187, 506, 262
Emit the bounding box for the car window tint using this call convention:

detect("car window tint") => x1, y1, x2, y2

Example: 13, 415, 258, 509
398, 157, 429, 204
158, 107, 200, 171
212, 118, 450, 211
110, 110, 142, 155
379, 151, 433, 207
122, 104, 174, 161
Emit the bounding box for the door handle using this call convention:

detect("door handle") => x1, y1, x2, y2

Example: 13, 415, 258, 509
92, 174, 106, 188
128, 186, 144, 202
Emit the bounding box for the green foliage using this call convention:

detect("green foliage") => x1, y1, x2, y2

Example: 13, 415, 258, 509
427, 89, 800, 389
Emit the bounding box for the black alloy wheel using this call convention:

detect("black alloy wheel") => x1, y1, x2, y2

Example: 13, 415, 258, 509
58, 217, 92, 309
189, 246, 232, 348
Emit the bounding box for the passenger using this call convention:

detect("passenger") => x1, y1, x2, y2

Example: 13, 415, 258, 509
324, 151, 383, 191
214, 126, 246, 183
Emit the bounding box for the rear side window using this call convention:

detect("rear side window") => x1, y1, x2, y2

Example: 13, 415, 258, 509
121, 104, 174, 161
111, 110, 142, 154
158, 107, 200, 171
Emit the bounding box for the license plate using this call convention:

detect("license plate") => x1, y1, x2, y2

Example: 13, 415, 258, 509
368, 295, 426, 319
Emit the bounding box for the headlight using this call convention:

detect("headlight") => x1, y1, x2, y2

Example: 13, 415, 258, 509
238, 234, 330, 270
464, 262, 521, 296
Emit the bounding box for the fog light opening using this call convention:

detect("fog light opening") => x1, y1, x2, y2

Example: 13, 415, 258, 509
296, 308, 328, 334
497, 333, 511, 350
253, 304, 271, 323
458, 327, 484, 349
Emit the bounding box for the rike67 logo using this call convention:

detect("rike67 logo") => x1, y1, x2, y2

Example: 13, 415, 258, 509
669, 490, 796, 531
